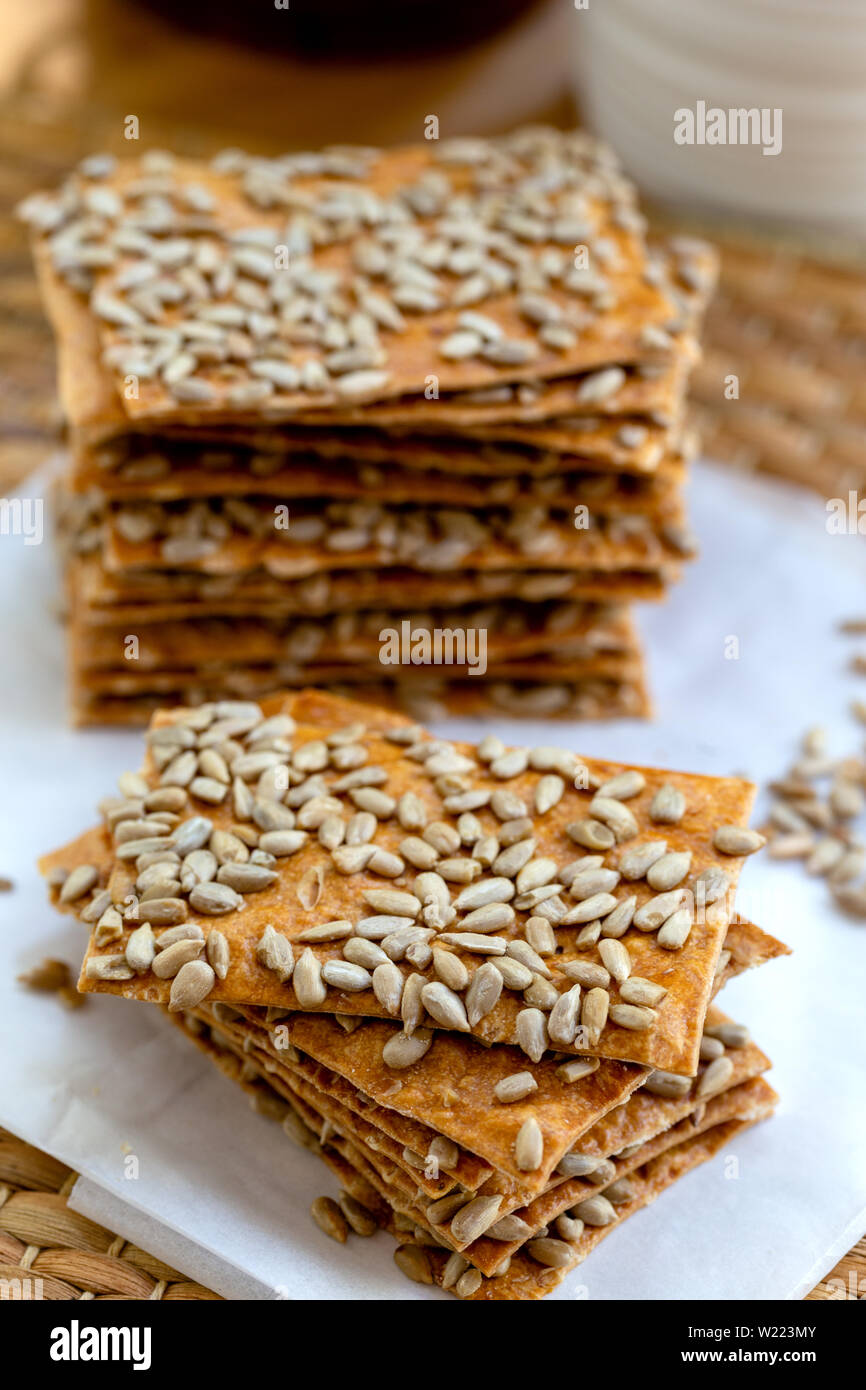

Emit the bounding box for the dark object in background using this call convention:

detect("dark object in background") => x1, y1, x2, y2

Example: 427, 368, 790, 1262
138, 0, 541, 57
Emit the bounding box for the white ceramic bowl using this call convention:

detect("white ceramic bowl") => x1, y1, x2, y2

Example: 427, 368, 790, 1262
572, 0, 866, 230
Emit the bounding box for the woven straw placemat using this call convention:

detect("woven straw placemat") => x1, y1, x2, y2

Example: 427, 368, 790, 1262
0, 1125, 859, 1300
681, 225, 866, 503
0, 1127, 220, 1300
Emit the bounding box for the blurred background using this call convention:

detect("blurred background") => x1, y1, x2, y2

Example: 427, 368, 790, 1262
3, 0, 866, 507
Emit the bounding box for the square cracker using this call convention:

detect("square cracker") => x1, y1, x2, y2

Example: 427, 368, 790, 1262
60, 687, 770, 1073
22, 132, 712, 435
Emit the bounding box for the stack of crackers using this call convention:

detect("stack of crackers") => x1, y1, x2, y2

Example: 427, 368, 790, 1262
19, 129, 715, 726
42, 689, 788, 1299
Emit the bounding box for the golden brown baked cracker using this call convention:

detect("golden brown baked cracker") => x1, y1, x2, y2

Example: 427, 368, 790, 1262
53, 688, 771, 1074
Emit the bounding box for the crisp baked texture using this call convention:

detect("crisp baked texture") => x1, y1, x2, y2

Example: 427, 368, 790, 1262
171, 1005, 776, 1296
192, 1000, 769, 1206
41, 687, 777, 1073
21, 134, 714, 433
71, 601, 639, 670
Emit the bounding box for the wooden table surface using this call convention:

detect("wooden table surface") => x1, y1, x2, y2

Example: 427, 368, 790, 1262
0, 0, 861, 1298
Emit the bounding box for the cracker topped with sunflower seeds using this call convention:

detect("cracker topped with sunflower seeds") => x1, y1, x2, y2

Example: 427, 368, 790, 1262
18, 130, 714, 440
45, 687, 768, 1074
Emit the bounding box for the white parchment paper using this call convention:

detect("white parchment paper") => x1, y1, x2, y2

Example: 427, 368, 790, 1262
1, 459, 864, 1300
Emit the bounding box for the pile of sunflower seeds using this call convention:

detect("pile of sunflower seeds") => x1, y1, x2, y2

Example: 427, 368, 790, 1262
763, 710, 866, 919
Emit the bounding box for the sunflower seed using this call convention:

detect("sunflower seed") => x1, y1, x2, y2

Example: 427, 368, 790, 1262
524, 916, 557, 954
656, 908, 693, 949
598, 938, 631, 983
350, 786, 395, 818
566, 818, 615, 850
588, 795, 638, 842
568, 867, 620, 900
619, 976, 667, 1007
806, 837, 845, 875
426, 1192, 468, 1225
372, 961, 404, 1014
650, 784, 686, 823
435, 859, 482, 888
604, 1179, 634, 1205
609, 1002, 656, 1031
562, 891, 618, 924
618, 841, 667, 880
487, 1214, 534, 1241
322, 960, 371, 992
76, 887, 111, 924
492, 956, 534, 988
768, 832, 815, 859
632, 889, 686, 931
574, 1194, 616, 1227
832, 884, 866, 916
421, 981, 470, 1031
155, 923, 204, 950
441, 1251, 470, 1288
490, 749, 529, 779
451, 1194, 502, 1244
256, 830, 307, 857
432, 948, 469, 990
527, 1237, 572, 1268
338, 1193, 377, 1237
331, 845, 375, 874
555, 1215, 585, 1242
206, 929, 230, 979
581, 986, 609, 1045
311, 1196, 349, 1244
364, 889, 422, 917
171, 816, 214, 855
298, 918, 352, 943
697, 1054, 735, 1097
465, 962, 503, 1026
168, 959, 215, 1011
515, 1007, 547, 1062
704, 1020, 750, 1048
344, 937, 388, 970
293, 947, 327, 1006
713, 825, 766, 856
382, 1028, 433, 1068
494, 1071, 538, 1103
524, 976, 559, 1010
534, 774, 565, 815
597, 770, 645, 800
547, 984, 582, 1046
557, 1151, 603, 1178
152, 937, 205, 978
60, 865, 99, 904
646, 850, 692, 890
507, 939, 552, 977
514, 1117, 544, 1172
643, 1070, 692, 1099
216, 862, 276, 893
357, 914, 417, 940
457, 903, 514, 934
137, 896, 189, 926
492, 838, 536, 878
366, 847, 405, 878
455, 877, 514, 911
700, 1035, 725, 1060
428, 1135, 459, 1172
693, 865, 730, 905
599, 896, 637, 938
831, 781, 863, 819
562, 960, 610, 989
125, 923, 156, 973
555, 1056, 600, 1083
